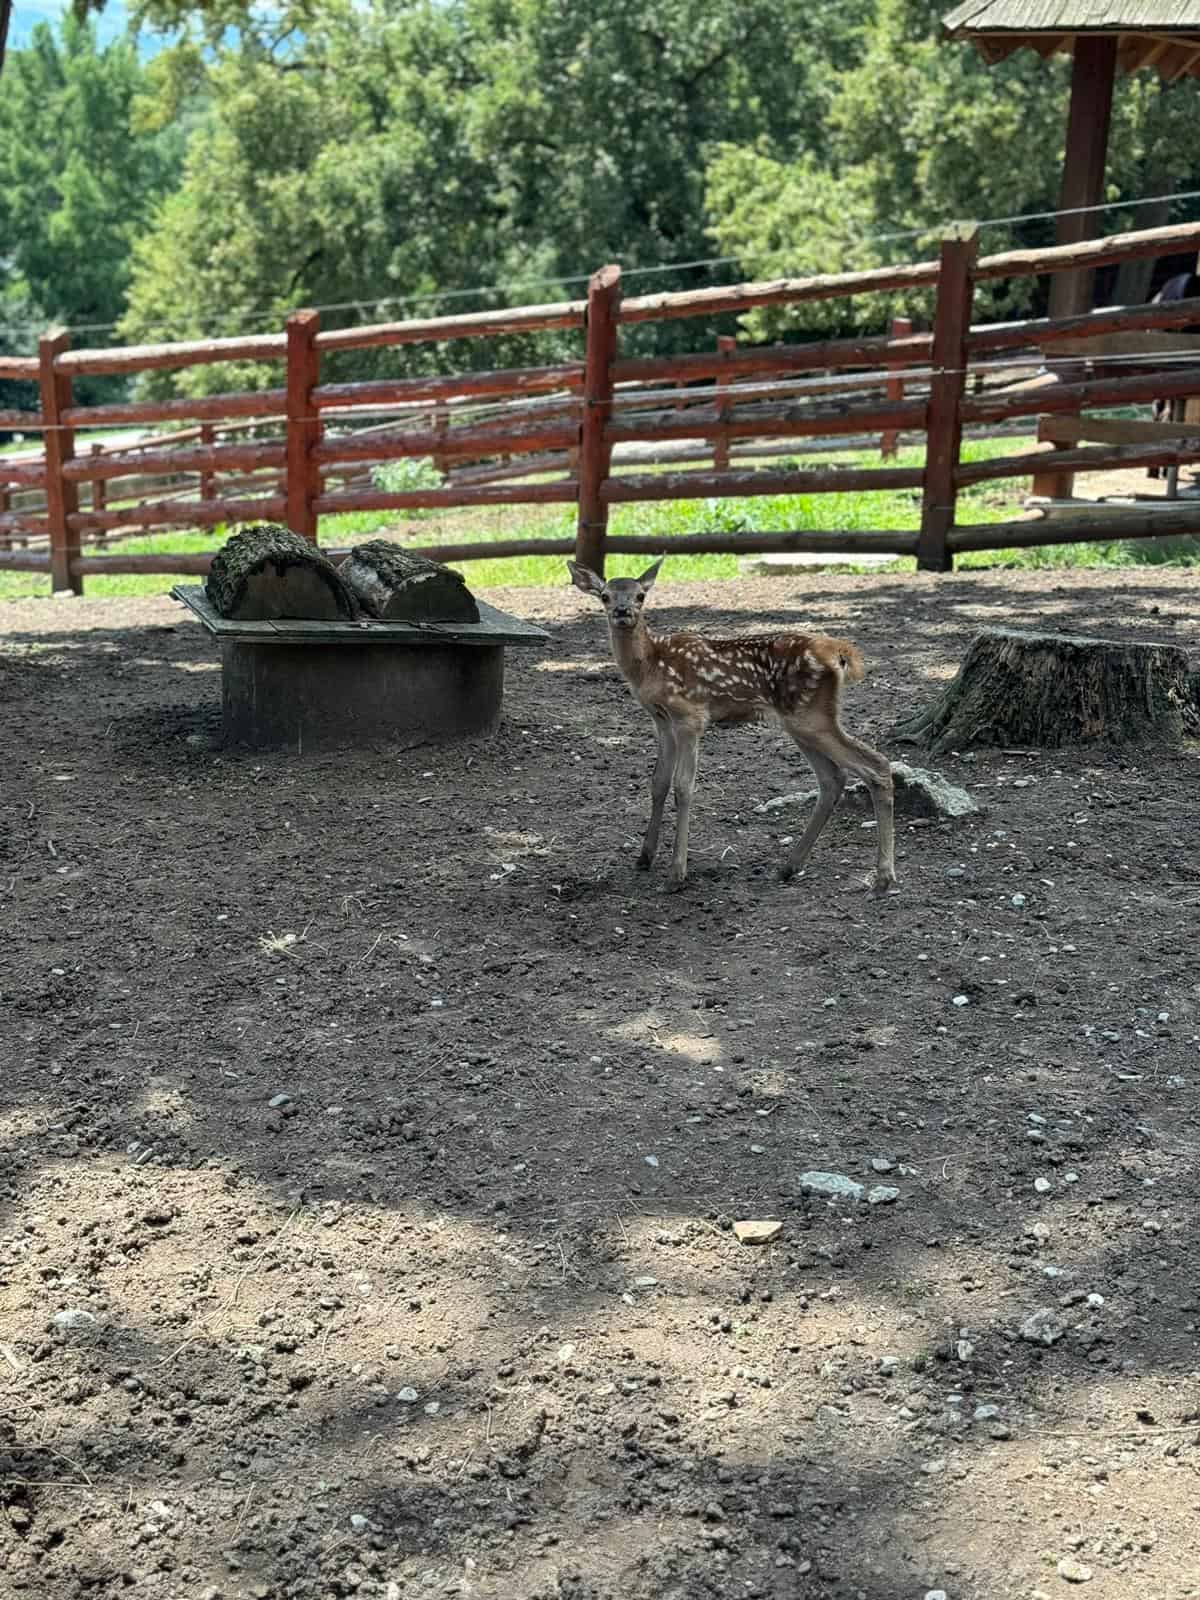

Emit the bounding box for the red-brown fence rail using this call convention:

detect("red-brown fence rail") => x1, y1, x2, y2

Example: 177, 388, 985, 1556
7, 217, 1200, 589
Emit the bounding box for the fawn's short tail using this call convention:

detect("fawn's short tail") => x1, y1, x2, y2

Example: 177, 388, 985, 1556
812, 635, 866, 683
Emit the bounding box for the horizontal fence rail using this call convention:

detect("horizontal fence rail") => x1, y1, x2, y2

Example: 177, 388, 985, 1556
7, 218, 1200, 585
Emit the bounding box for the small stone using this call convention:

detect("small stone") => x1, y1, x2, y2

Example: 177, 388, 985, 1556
53, 1309, 99, 1332
925, 1591, 949, 1600
1056, 1557, 1093, 1583
868, 1185, 901, 1206
988, 1422, 1013, 1440
268, 1093, 292, 1109
733, 1219, 783, 1246
396, 1387, 418, 1403
799, 1171, 865, 1201
1020, 1307, 1067, 1345
951, 994, 969, 1007
349, 1513, 369, 1534
1086, 1293, 1105, 1309
973, 1404, 1000, 1422
870, 1157, 895, 1173
644, 1155, 659, 1168
557, 1343, 576, 1365
1034, 1177, 1053, 1194
1011, 894, 1026, 908
877, 1355, 901, 1376
955, 1339, 974, 1361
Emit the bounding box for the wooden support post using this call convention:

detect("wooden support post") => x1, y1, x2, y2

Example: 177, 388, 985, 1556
918, 225, 978, 573
89, 443, 107, 547
199, 423, 216, 501
575, 264, 622, 578
286, 308, 322, 543
1049, 35, 1118, 323
432, 406, 450, 477
39, 330, 81, 594
0, 486, 9, 552
881, 316, 913, 458
713, 335, 736, 471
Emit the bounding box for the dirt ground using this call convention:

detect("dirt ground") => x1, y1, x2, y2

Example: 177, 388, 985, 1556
3, 566, 1200, 1600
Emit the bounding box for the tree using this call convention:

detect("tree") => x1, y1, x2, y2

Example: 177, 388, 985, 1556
0, 14, 184, 398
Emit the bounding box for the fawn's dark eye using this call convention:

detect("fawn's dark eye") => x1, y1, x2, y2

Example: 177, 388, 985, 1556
601, 593, 611, 605
636, 592, 645, 602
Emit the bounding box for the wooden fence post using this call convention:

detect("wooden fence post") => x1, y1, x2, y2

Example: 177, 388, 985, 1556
286, 309, 322, 543
199, 423, 216, 501
38, 330, 81, 594
575, 264, 622, 577
432, 406, 450, 477
881, 316, 913, 459
713, 335, 736, 471
918, 225, 979, 573
89, 442, 108, 547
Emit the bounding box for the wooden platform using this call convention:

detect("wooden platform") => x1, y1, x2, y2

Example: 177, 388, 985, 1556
172, 584, 548, 749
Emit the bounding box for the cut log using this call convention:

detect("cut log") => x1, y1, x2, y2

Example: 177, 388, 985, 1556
205, 522, 353, 621
339, 540, 478, 622
895, 628, 1192, 754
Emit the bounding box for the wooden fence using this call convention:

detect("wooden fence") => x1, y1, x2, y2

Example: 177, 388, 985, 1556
6, 217, 1200, 593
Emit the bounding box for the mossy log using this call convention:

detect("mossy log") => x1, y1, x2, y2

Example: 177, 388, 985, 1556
339, 540, 479, 622
895, 627, 1192, 754
205, 523, 353, 621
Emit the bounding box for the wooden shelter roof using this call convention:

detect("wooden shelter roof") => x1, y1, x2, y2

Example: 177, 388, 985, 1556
943, 2, 1200, 75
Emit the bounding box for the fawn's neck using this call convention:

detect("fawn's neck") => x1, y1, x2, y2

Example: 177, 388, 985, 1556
607, 616, 655, 685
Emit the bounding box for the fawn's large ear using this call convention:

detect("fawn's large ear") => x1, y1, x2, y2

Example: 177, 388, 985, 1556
637, 557, 664, 590
567, 561, 606, 598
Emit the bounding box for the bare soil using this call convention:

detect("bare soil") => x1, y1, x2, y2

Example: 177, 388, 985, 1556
3, 567, 1200, 1600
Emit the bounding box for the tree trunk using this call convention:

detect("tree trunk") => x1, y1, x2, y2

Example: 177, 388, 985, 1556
895, 628, 1192, 755
338, 540, 478, 622
205, 522, 353, 621
0, 1, 12, 78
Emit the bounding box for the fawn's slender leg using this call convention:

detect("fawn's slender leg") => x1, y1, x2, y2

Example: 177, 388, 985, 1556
807, 726, 897, 893
638, 711, 677, 870
666, 725, 701, 890
778, 746, 846, 881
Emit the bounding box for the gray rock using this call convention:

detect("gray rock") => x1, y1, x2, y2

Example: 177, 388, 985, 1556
268, 1093, 292, 1109
757, 762, 979, 821
799, 1171, 865, 1202
868, 1185, 901, 1206
1056, 1557, 1093, 1583
53, 1309, 100, 1333
1019, 1307, 1068, 1346
870, 1157, 896, 1173
925, 1591, 950, 1600
733, 1219, 783, 1246
349, 1513, 369, 1534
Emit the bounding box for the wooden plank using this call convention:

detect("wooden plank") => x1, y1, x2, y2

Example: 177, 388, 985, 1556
60, 440, 285, 483
286, 309, 322, 542
1039, 414, 1200, 447
918, 225, 978, 572
313, 481, 578, 515
313, 363, 584, 410
56, 333, 286, 378
314, 300, 587, 354
1043, 329, 1200, 357
950, 505, 1200, 553
957, 439, 1200, 485
608, 395, 927, 447
962, 363, 1200, 423
170, 585, 549, 646
612, 332, 932, 387
39, 331, 80, 594
68, 495, 286, 534
575, 264, 622, 576
602, 464, 924, 503
970, 296, 1200, 355
61, 390, 287, 429
313, 410, 577, 468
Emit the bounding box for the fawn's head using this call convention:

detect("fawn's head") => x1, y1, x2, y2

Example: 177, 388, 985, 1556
568, 557, 663, 630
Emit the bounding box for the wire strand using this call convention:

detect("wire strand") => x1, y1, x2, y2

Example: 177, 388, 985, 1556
4, 185, 1200, 343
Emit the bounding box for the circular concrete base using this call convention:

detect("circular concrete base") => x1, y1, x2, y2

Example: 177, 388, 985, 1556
220, 640, 504, 749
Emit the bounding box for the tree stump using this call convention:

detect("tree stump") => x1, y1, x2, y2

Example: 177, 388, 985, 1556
205, 523, 353, 621
895, 628, 1192, 754
339, 540, 479, 622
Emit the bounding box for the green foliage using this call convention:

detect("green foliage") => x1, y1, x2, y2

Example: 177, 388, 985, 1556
705, 0, 1200, 339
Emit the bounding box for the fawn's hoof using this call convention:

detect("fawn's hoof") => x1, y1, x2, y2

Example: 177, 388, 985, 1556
636, 850, 653, 871
869, 871, 900, 898
664, 870, 688, 893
